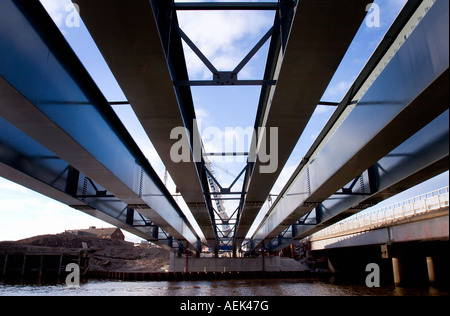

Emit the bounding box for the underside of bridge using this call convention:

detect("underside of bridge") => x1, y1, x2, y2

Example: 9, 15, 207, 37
0, 0, 448, 256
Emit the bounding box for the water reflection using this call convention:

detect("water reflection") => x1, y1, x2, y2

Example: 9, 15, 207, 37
1, 279, 448, 296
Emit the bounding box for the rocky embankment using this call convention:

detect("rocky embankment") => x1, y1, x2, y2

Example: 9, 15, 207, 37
0, 233, 170, 273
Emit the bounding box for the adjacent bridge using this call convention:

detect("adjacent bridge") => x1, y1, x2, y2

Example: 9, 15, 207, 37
310, 186, 449, 250
0, 0, 448, 263
309, 187, 449, 285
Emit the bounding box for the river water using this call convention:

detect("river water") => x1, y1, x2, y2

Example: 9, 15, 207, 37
1, 278, 448, 296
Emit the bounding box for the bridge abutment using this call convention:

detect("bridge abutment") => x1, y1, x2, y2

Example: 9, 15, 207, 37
392, 257, 402, 286
313, 240, 449, 288
169, 253, 307, 273
426, 256, 436, 284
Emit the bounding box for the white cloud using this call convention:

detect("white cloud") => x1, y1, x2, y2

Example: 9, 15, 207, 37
0, 180, 29, 194
194, 107, 214, 128
40, 0, 67, 27
177, 10, 274, 79
195, 107, 210, 121
270, 164, 298, 196
323, 80, 353, 100
0, 178, 112, 241
314, 105, 334, 116
379, 0, 408, 27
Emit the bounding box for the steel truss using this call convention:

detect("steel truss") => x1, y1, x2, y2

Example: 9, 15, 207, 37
150, 0, 297, 254
0, 115, 183, 251
249, 0, 449, 252
0, 0, 200, 252
0, 0, 447, 257
269, 110, 449, 251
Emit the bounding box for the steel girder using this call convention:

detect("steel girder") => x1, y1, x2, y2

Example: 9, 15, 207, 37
270, 109, 449, 250
0, 111, 179, 251
164, 0, 297, 253
173, 3, 280, 11
150, 0, 287, 253
0, 0, 199, 251
75, 0, 303, 253
249, 0, 449, 250
234, 0, 373, 250
74, 0, 219, 252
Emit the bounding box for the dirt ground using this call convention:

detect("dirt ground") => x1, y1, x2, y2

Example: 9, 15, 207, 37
1, 233, 170, 273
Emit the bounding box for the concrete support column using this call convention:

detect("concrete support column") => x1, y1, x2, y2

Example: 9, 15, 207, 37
21, 255, 27, 277
38, 255, 45, 282
328, 258, 336, 274
169, 252, 175, 272
426, 257, 436, 283
2, 254, 8, 276
392, 257, 402, 286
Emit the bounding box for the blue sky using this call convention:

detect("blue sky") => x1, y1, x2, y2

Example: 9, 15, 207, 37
0, 0, 448, 242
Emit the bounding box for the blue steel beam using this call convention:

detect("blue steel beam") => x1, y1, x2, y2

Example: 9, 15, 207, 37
250, 0, 449, 250
0, 110, 179, 251
244, 0, 425, 252
271, 109, 449, 250
0, 0, 199, 250
173, 2, 279, 11
74, 0, 219, 252
234, 0, 374, 250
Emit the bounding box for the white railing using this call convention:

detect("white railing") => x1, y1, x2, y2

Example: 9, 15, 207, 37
312, 186, 449, 240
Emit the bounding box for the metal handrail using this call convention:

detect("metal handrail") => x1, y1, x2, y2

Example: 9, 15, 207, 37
312, 186, 449, 239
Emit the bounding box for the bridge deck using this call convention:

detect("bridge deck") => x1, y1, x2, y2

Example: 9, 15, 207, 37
310, 209, 449, 250
312, 187, 449, 242
75, 0, 217, 250
0, 0, 199, 250
0, 0, 448, 255
236, 0, 372, 247
250, 0, 449, 251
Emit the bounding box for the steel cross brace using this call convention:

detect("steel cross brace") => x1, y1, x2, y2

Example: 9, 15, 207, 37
267, 204, 323, 250
170, 12, 281, 86
150, 0, 298, 253
333, 166, 379, 196
267, 166, 380, 251
173, 2, 280, 11
204, 163, 249, 195
0, 0, 204, 252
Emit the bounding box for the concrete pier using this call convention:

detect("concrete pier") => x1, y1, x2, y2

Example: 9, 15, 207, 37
0, 244, 89, 282
170, 253, 307, 273
392, 258, 402, 286
426, 257, 436, 283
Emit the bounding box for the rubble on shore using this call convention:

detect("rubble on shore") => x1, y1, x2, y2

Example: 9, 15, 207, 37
0, 233, 170, 273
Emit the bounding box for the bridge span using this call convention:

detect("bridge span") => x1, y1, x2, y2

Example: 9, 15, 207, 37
310, 187, 449, 249
309, 187, 449, 285
0, 0, 448, 260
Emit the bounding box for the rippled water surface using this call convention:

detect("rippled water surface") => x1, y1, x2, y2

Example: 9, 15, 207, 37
1, 279, 448, 296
